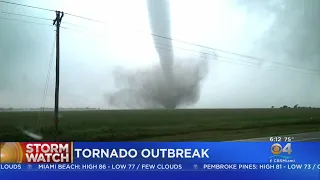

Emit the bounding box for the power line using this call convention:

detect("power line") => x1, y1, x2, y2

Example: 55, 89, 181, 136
269, 61, 319, 73
64, 12, 107, 24
2, 14, 317, 76
60, 26, 259, 66
61, 13, 320, 74
1, 16, 68, 29
61, 24, 258, 67
0, 0, 275, 62
155, 45, 258, 68
61, 26, 262, 67
151, 43, 320, 75
55, 18, 319, 74
0, 0, 104, 23
155, 45, 320, 75
0, 1, 308, 68
4, 12, 84, 28
62, 12, 263, 61
60, 16, 305, 70
1, 11, 52, 21
153, 42, 258, 66
1, 8, 319, 75
1, 11, 78, 29
61, 25, 260, 69
38, 35, 56, 133
150, 33, 262, 61
0, 16, 53, 27
0, 0, 55, 12
1, 0, 319, 75
59, 14, 264, 61
60, 26, 319, 75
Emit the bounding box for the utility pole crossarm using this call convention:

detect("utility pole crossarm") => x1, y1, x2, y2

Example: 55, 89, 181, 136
60, 12, 64, 22
53, 11, 64, 26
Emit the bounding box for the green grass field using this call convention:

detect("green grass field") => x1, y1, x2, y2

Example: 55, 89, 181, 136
1, 108, 320, 142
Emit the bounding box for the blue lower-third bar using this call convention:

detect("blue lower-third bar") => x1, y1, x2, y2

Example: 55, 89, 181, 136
1, 163, 320, 171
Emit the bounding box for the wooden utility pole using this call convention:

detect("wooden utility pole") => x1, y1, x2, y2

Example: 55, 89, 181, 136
53, 11, 63, 141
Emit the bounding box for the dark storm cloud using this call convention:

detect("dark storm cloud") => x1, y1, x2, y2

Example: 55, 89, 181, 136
238, 0, 320, 67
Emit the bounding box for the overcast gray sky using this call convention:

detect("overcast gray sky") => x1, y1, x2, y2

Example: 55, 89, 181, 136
0, 0, 319, 109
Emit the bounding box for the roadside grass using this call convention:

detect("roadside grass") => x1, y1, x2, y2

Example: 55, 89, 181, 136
1, 108, 320, 141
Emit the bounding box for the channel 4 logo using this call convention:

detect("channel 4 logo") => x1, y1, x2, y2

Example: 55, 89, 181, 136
271, 143, 292, 155
270, 143, 295, 163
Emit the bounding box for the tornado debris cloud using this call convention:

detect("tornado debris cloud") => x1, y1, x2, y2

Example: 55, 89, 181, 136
106, 57, 209, 109
105, 0, 213, 109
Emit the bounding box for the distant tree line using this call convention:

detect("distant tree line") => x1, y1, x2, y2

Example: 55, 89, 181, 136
271, 104, 316, 109
0, 107, 13, 110
0, 107, 101, 111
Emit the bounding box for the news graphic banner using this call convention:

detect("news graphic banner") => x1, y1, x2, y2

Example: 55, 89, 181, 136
1, 142, 320, 172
